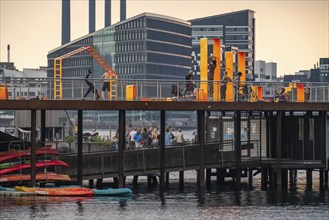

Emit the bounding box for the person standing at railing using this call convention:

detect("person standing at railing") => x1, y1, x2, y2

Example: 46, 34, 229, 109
304, 87, 310, 102
208, 56, 217, 94
220, 71, 231, 102
233, 72, 242, 101
82, 69, 101, 100
101, 71, 111, 100
176, 128, 185, 145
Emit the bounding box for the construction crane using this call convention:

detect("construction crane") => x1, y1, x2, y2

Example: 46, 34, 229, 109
53, 46, 118, 100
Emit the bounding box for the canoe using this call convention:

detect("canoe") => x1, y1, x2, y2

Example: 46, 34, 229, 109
0, 160, 69, 175
93, 188, 132, 196
0, 147, 60, 163
0, 172, 71, 183
16, 186, 94, 197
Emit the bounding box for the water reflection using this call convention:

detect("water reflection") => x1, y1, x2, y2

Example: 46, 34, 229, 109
0, 183, 327, 219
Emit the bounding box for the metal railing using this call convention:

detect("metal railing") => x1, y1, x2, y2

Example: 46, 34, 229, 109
1, 76, 329, 102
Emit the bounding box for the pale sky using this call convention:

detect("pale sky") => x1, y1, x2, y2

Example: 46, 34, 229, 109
0, 0, 328, 76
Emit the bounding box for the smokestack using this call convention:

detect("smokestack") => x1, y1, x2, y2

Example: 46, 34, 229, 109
89, 0, 95, 33
120, 0, 126, 21
105, 0, 111, 27
62, 0, 71, 45
7, 45, 10, 63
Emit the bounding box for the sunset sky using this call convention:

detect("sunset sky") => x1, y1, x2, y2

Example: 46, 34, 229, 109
0, 0, 328, 76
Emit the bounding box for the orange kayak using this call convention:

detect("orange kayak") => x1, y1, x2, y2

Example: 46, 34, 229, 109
16, 186, 94, 197
0, 172, 70, 183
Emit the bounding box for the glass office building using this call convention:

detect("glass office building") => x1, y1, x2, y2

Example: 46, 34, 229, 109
190, 9, 255, 80
47, 12, 191, 98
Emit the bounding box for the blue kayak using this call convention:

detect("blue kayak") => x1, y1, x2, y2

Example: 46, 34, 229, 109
0, 186, 16, 191
92, 188, 132, 196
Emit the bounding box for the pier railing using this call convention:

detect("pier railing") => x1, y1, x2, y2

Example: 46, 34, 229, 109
1, 76, 329, 102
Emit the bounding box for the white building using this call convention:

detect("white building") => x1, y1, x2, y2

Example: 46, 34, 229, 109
255, 60, 277, 99
2, 68, 47, 99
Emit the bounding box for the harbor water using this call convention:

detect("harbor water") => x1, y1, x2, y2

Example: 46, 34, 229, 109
1, 172, 328, 219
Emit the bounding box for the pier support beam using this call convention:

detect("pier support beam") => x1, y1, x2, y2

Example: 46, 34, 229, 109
282, 169, 288, 190
325, 170, 328, 188
289, 169, 297, 188
179, 171, 184, 190
118, 110, 126, 188
248, 168, 253, 189
77, 110, 83, 186
160, 110, 166, 193
276, 111, 282, 190
306, 169, 313, 190
88, 179, 94, 188
319, 169, 324, 189
206, 169, 212, 188
261, 167, 268, 190
41, 109, 46, 145
197, 110, 205, 188
235, 111, 242, 189
30, 109, 37, 187
216, 168, 225, 185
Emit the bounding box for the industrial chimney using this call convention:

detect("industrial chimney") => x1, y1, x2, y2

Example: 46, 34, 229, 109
62, 0, 71, 45
120, 0, 126, 21
105, 0, 111, 27
89, 0, 95, 33
7, 45, 10, 63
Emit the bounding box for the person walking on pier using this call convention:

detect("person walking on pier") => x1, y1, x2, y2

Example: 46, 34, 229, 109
101, 71, 111, 100
82, 69, 101, 100
220, 71, 231, 101
182, 70, 194, 97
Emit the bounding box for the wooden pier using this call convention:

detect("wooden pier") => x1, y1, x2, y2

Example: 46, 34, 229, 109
0, 100, 328, 190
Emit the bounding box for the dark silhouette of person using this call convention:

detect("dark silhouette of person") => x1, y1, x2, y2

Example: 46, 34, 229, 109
208, 57, 217, 94
82, 69, 101, 100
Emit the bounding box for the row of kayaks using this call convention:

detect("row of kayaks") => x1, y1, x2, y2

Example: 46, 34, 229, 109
0, 147, 70, 184
0, 186, 132, 197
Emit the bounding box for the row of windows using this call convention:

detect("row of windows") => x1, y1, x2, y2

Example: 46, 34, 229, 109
63, 57, 92, 67
117, 64, 145, 74
192, 27, 223, 32
147, 18, 191, 36
146, 41, 191, 55
147, 53, 190, 66
115, 30, 146, 41
115, 53, 147, 63
116, 41, 146, 52
116, 18, 146, 30
226, 27, 250, 32
147, 30, 191, 46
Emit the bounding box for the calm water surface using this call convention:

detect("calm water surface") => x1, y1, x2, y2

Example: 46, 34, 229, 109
1, 180, 328, 220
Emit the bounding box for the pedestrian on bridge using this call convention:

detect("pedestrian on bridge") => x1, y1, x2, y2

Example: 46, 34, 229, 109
82, 69, 101, 100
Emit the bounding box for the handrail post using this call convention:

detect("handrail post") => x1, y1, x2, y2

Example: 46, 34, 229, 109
30, 109, 37, 187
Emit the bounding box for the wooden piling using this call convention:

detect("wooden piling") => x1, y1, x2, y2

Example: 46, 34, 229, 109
248, 168, 253, 189
276, 111, 282, 190
197, 110, 205, 188
88, 179, 94, 188
261, 167, 268, 190
30, 109, 37, 187
235, 111, 241, 189
206, 169, 212, 188
118, 110, 126, 188
160, 110, 166, 193
306, 169, 312, 190
77, 110, 83, 186
41, 109, 46, 144
179, 171, 184, 190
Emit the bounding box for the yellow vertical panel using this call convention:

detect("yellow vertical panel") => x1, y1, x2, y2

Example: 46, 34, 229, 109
213, 38, 220, 101
225, 51, 234, 102
296, 83, 304, 102
200, 38, 208, 101
53, 61, 57, 100
238, 52, 246, 83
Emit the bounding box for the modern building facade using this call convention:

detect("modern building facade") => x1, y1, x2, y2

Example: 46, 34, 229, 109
190, 9, 255, 80
48, 12, 192, 98
255, 60, 277, 99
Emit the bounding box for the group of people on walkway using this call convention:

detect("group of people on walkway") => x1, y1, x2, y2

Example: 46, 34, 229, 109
112, 126, 188, 150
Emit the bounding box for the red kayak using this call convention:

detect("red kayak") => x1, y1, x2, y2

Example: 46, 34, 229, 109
0, 160, 69, 175
0, 147, 60, 163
